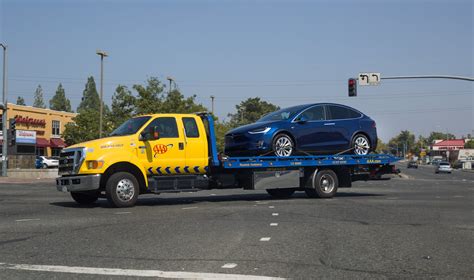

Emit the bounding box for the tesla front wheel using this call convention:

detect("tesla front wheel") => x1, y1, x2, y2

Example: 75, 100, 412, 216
272, 134, 294, 157
352, 134, 370, 155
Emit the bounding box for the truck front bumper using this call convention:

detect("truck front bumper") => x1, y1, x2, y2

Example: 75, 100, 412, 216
56, 174, 101, 192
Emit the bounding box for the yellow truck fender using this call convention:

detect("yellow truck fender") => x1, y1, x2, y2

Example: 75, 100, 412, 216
99, 154, 149, 192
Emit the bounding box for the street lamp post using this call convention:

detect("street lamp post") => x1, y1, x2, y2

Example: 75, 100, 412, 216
210, 95, 215, 115
166, 76, 174, 94
0, 43, 7, 177
96, 50, 108, 138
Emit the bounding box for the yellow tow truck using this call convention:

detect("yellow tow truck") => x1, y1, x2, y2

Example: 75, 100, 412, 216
57, 113, 399, 207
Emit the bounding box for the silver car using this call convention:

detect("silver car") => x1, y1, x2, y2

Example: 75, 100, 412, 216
435, 161, 452, 174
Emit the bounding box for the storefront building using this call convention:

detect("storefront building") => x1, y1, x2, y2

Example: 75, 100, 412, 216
0, 103, 77, 157
430, 139, 466, 158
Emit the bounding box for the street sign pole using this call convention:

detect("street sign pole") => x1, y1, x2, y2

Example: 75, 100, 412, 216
1, 44, 7, 177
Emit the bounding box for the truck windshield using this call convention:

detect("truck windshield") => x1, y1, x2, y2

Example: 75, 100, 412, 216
110, 116, 151, 136
257, 106, 303, 122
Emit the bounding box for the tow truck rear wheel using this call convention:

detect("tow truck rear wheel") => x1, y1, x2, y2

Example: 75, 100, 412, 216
105, 172, 139, 208
71, 191, 99, 205
267, 188, 295, 199
305, 169, 338, 198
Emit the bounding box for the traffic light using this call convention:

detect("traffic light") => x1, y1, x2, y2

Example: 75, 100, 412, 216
348, 78, 357, 97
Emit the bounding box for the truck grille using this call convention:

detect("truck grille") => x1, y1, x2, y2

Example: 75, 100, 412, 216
58, 148, 85, 175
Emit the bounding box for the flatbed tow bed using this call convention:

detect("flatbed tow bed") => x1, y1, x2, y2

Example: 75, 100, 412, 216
57, 113, 400, 207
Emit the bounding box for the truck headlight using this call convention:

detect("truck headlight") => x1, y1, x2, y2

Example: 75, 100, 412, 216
86, 160, 104, 170
248, 127, 271, 134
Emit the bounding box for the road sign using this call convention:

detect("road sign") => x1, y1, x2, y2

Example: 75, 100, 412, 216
358, 73, 381, 86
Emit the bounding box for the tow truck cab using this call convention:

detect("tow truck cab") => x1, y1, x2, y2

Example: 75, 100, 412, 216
57, 113, 399, 207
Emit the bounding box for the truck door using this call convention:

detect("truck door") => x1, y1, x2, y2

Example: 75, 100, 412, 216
182, 116, 208, 174
137, 117, 186, 176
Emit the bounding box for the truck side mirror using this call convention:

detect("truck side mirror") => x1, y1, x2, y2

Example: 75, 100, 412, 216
150, 126, 160, 140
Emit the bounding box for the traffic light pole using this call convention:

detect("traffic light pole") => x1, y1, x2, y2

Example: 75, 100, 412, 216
1, 44, 7, 177
381, 75, 474, 82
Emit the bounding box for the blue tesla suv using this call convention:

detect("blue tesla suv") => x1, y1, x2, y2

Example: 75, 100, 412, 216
224, 103, 377, 157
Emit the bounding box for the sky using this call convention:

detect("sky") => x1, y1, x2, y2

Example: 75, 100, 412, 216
0, 0, 472, 142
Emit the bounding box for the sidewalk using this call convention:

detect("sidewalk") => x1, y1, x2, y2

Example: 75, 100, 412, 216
0, 177, 55, 185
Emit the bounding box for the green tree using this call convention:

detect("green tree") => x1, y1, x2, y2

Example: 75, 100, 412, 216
33, 85, 46, 108
108, 85, 136, 130
465, 140, 474, 149
388, 130, 416, 156
63, 76, 109, 144
160, 89, 207, 113
375, 138, 388, 153
427, 131, 455, 144
16, 96, 26, 105
228, 97, 279, 127
133, 77, 165, 115
77, 77, 101, 112
49, 83, 72, 112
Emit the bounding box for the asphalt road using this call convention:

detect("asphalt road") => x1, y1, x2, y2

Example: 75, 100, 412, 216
0, 166, 473, 279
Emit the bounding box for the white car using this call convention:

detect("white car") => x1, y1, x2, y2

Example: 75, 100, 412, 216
39, 156, 59, 169
435, 161, 452, 174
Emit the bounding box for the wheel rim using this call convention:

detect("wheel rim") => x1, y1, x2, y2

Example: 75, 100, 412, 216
354, 136, 370, 155
319, 174, 335, 193
116, 179, 135, 202
275, 136, 293, 157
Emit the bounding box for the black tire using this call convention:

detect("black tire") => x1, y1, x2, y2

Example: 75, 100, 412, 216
267, 188, 296, 199
106, 172, 139, 208
305, 169, 338, 198
352, 134, 371, 155
42, 163, 48, 169
71, 191, 99, 205
272, 133, 294, 157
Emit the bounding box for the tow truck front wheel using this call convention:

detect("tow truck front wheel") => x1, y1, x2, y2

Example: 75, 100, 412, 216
106, 172, 139, 208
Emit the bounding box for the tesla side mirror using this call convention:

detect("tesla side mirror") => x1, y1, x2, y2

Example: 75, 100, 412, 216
297, 116, 308, 124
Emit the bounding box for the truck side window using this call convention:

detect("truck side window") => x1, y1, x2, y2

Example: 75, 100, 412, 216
144, 117, 179, 138
183, 117, 199, 138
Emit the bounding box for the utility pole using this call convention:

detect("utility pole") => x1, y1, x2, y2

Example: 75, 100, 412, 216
1, 43, 7, 177
96, 50, 108, 138
210, 95, 215, 115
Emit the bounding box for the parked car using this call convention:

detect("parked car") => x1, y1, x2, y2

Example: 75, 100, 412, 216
225, 103, 377, 157
407, 160, 418, 168
435, 161, 452, 174
37, 156, 59, 169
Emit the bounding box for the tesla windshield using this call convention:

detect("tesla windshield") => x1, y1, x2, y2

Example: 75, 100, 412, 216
110, 116, 151, 136
257, 106, 304, 122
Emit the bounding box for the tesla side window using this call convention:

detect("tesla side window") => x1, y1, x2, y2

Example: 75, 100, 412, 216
327, 105, 361, 120
298, 106, 325, 121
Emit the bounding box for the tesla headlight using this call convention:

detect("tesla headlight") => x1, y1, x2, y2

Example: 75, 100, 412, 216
248, 127, 271, 134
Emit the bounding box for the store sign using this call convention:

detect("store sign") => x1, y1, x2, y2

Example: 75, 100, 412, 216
15, 115, 46, 128
16, 130, 36, 144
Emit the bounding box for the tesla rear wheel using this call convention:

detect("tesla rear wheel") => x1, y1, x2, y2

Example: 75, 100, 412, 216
352, 134, 370, 155
272, 134, 294, 157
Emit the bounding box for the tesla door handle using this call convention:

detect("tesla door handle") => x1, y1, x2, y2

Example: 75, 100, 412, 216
324, 123, 335, 126
179, 143, 184, 150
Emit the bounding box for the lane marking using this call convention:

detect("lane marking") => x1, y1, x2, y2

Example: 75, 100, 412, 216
272, 213, 279, 216
221, 263, 238, 269
15, 219, 40, 222
453, 195, 464, 198
210, 194, 217, 196
114, 212, 131, 215
268, 206, 275, 209
270, 223, 278, 227
260, 237, 271, 242
0, 262, 284, 279
181, 207, 198, 210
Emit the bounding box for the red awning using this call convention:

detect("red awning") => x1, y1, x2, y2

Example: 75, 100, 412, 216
36, 138, 50, 147
50, 138, 66, 148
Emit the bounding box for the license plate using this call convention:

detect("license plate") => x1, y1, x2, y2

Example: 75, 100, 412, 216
62, 186, 68, 193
